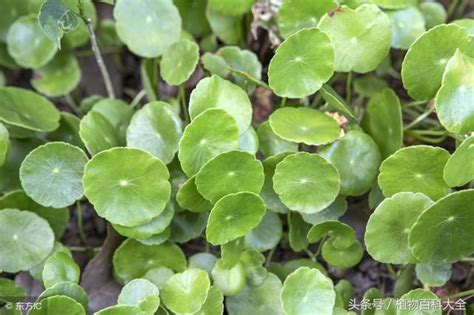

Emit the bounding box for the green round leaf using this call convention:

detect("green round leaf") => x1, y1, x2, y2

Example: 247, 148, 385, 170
215, 46, 262, 93
0, 122, 9, 166
113, 239, 186, 283
239, 126, 258, 154
206, 192, 266, 245
321, 239, 363, 269
20, 142, 88, 208
281, 267, 335, 315
277, 0, 337, 38
169, 211, 208, 243
365, 192, 433, 264
443, 136, 474, 187
0, 278, 26, 304
113, 202, 175, 239
143, 267, 174, 288
353, 75, 388, 98
0, 190, 69, 239
113, 0, 181, 57
173, 0, 211, 37
361, 88, 403, 158
452, 18, 474, 36
409, 189, 474, 264
0, 0, 29, 42
226, 273, 283, 315
268, 28, 335, 98
38, 281, 89, 311
189, 253, 218, 276
29, 242, 72, 282
419, 2, 447, 29
178, 108, 240, 176
273, 152, 340, 214
398, 289, 441, 315
206, 6, 243, 45
307, 220, 355, 248
176, 176, 212, 213
83, 147, 171, 226
29, 295, 85, 315
137, 227, 171, 246
161, 269, 210, 314
415, 263, 451, 288
79, 111, 121, 155
42, 252, 80, 288
245, 211, 283, 252
189, 76, 252, 134
318, 4, 391, 73
387, 7, 425, 50
126, 101, 182, 164
31, 51, 81, 97
257, 121, 297, 158
62, 0, 97, 48
301, 196, 347, 225
401, 24, 474, 101
0, 87, 60, 132
196, 150, 264, 203
260, 152, 292, 214
0, 209, 54, 272
319, 131, 381, 196
435, 50, 474, 135
90, 98, 133, 143
195, 286, 224, 315
378, 146, 450, 201
269, 107, 341, 146
118, 278, 160, 314
160, 39, 199, 86
48, 112, 83, 148
6, 14, 57, 69
211, 259, 245, 297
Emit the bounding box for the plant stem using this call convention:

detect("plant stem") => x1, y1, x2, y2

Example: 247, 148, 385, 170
265, 247, 276, 267
461, 257, 474, 262
345, 71, 352, 104
404, 107, 435, 130
304, 248, 317, 262
130, 89, 147, 108
443, 289, 474, 300
179, 85, 190, 123
64, 94, 82, 116
386, 264, 397, 277
76, 201, 87, 246
447, 0, 459, 19
280, 97, 287, 107
78, 1, 115, 99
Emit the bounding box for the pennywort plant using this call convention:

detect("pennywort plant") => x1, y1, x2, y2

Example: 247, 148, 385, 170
0, 0, 473, 314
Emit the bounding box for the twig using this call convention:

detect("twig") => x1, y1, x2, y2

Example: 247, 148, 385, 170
447, 0, 460, 19
76, 201, 87, 246
64, 94, 82, 116
280, 97, 287, 107
78, 1, 115, 99
345, 71, 352, 104
404, 107, 435, 130
130, 89, 147, 108
265, 247, 277, 267
443, 289, 474, 300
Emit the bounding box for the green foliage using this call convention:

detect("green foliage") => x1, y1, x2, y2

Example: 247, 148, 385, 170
1, 1, 473, 314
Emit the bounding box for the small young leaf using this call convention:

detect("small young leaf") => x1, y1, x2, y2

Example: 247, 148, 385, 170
160, 39, 199, 86
387, 7, 425, 50
42, 252, 80, 288
419, 2, 447, 29
38, 282, 89, 311
398, 289, 441, 315
189, 253, 218, 276
118, 278, 160, 314
245, 211, 283, 252
161, 269, 210, 314
176, 176, 213, 213
211, 259, 246, 297
38, 0, 79, 48
257, 121, 298, 158
79, 111, 121, 155
415, 263, 451, 288
29, 295, 85, 315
